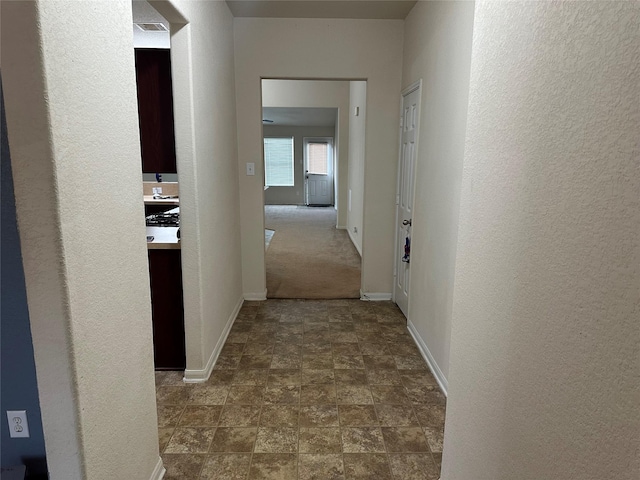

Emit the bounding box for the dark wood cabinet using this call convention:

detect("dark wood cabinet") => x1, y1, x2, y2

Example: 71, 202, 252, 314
135, 48, 177, 174
148, 249, 185, 370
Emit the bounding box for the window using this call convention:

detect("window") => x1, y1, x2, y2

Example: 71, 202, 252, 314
264, 137, 294, 187
307, 142, 329, 175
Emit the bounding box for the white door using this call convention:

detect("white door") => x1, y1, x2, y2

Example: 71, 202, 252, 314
304, 137, 334, 206
394, 83, 421, 318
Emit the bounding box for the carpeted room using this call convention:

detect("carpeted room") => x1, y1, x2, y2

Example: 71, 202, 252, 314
264, 205, 361, 299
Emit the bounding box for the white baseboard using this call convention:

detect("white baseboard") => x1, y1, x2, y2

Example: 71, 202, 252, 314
149, 457, 166, 480
244, 289, 267, 301
337, 225, 347, 230
407, 320, 449, 396
347, 229, 362, 256
183, 295, 244, 383
360, 291, 393, 301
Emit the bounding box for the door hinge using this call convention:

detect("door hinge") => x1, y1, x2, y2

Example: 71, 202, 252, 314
395, 194, 400, 205
400, 116, 404, 128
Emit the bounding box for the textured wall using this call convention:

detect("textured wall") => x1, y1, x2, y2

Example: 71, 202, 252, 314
1, 1, 160, 478
443, 2, 640, 479
347, 81, 367, 255
400, 0, 475, 386
157, 0, 244, 376
234, 18, 403, 298
262, 79, 350, 225
1, 82, 47, 474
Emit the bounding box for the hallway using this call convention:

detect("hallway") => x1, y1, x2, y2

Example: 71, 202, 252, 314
156, 299, 445, 479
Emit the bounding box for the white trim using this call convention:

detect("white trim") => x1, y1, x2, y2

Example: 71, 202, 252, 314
243, 289, 267, 301
347, 228, 362, 256
336, 225, 347, 230
407, 320, 448, 396
183, 295, 244, 383
149, 457, 166, 480
360, 291, 393, 301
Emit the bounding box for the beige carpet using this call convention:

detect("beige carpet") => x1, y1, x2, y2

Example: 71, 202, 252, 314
265, 205, 361, 298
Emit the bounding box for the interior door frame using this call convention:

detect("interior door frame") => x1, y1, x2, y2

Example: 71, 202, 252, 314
303, 136, 335, 206
392, 79, 422, 316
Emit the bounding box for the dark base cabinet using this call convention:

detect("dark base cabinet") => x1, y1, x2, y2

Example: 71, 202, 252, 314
148, 249, 185, 370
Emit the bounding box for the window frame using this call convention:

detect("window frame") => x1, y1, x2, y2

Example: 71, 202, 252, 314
306, 141, 330, 175
263, 136, 295, 187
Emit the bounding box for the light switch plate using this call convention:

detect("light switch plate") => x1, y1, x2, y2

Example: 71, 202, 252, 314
7, 411, 29, 438
246, 163, 255, 176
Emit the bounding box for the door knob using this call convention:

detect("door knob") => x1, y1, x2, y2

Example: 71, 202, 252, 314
402, 219, 412, 226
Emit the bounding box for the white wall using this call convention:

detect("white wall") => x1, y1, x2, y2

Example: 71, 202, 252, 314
143, 172, 178, 182
443, 2, 640, 479
1, 1, 160, 478
263, 125, 336, 205
347, 81, 367, 255
262, 79, 349, 222
401, 1, 475, 388
132, 29, 170, 49
262, 79, 349, 107
235, 18, 403, 299
155, 0, 244, 380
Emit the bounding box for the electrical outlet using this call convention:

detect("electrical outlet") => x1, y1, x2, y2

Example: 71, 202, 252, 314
246, 162, 255, 176
7, 411, 29, 438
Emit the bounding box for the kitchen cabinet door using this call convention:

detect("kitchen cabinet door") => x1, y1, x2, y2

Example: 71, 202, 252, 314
135, 48, 177, 174
148, 249, 185, 370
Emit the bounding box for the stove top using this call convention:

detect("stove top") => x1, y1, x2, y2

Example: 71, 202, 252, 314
146, 212, 180, 227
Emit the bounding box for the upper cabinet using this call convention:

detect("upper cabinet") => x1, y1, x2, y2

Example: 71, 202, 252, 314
134, 48, 177, 174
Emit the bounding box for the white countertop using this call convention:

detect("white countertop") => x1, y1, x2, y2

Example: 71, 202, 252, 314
146, 207, 180, 250
143, 195, 180, 205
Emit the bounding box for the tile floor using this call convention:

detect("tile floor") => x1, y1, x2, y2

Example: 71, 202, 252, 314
156, 299, 446, 479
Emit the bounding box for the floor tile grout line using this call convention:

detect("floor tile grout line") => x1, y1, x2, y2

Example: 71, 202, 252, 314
245, 403, 262, 480
158, 300, 441, 478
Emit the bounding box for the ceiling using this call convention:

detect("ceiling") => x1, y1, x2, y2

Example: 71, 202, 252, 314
225, 0, 418, 19
133, 0, 418, 25
132, 0, 170, 48
262, 107, 337, 127
132, 0, 169, 27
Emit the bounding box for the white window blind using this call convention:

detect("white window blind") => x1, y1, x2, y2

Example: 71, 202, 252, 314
264, 137, 294, 187
307, 142, 328, 175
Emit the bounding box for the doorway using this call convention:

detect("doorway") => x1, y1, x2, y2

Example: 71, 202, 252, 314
261, 79, 363, 299
304, 136, 334, 206
132, 0, 186, 371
